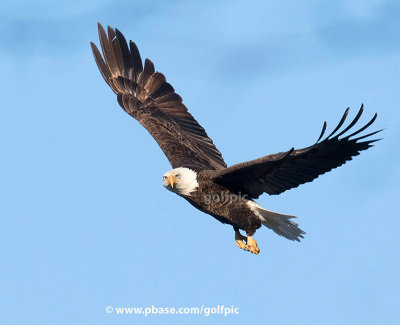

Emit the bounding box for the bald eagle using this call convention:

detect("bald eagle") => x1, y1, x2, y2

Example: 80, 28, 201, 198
91, 23, 381, 254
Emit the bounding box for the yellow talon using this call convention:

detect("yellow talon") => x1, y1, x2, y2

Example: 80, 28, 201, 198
235, 230, 248, 251
247, 235, 260, 255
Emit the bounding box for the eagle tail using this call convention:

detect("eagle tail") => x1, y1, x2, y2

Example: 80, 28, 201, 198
252, 204, 305, 241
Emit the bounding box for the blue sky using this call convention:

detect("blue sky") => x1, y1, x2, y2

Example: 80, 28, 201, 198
1, 1, 399, 324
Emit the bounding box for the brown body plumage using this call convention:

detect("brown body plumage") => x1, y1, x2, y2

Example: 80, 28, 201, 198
185, 172, 262, 233
91, 23, 381, 254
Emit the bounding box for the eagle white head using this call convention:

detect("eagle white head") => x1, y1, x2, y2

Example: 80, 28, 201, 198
162, 167, 199, 196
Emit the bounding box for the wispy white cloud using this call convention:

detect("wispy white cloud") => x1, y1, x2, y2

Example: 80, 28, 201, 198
0, 0, 173, 55
214, 1, 400, 80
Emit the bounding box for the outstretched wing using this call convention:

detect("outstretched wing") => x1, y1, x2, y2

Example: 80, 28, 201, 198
209, 106, 381, 198
91, 23, 226, 171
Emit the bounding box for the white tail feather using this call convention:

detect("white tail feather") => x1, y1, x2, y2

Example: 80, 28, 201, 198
247, 201, 305, 241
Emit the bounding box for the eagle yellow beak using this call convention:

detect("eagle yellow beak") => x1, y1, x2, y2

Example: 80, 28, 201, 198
168, 174, 176, 188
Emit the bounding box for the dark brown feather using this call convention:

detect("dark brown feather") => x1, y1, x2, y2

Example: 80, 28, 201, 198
209, 106, 381, 198
91, 23, 227, 171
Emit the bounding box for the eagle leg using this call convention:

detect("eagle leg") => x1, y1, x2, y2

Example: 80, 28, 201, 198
246, 233, 260, 255
234, 227, 248, 251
